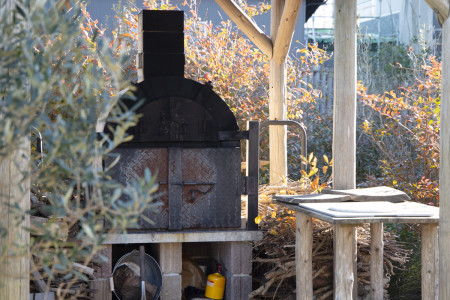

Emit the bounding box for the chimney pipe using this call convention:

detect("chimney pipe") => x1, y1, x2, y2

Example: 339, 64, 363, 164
137, 10, 185, 82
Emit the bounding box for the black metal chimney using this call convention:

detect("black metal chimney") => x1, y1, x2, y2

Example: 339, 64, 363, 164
137, 10, 185, 82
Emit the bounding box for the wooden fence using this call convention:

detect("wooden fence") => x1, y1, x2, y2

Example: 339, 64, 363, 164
302, 68, 334, 114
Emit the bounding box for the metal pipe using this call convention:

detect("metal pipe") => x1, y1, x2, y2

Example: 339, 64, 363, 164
139, 245, 146, 300
31, 126, 43, 165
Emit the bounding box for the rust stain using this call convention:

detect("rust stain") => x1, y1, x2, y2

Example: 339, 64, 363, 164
181, 149, 216, 204
119, 148, 169, 210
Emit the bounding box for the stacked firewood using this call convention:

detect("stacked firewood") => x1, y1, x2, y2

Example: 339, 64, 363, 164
251, 187, 411, 300
29, 187, 99, 299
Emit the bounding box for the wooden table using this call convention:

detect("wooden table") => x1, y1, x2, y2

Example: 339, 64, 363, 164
275, 198, 439, 300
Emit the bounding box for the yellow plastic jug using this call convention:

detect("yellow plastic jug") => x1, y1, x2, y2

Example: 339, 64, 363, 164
205, 265, 225, 299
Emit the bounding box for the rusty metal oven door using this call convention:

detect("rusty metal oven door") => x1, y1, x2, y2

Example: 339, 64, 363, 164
109, 147, 242, 230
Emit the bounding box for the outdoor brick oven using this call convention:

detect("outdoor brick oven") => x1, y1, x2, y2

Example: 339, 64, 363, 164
98, 10, 261, 300
107, 10, 259, 231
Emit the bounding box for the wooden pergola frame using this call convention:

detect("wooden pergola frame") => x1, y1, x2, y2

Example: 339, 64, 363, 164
217, 0, 450, 298
1, 0, 449, 299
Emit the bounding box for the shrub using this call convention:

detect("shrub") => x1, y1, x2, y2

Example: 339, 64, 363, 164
0, 0, 157, 295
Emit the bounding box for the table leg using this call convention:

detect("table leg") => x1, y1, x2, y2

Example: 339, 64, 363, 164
334, 224, 357, 300
421, 223, 439, 300
370, 223, 384, 299
295, 212, 313, 300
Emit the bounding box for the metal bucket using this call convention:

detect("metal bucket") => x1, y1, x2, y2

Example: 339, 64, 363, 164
112, 250, 162, 300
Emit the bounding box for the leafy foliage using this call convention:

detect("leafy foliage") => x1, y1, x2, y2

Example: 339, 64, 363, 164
0, 0, 157, 296
358, 53, 440, 205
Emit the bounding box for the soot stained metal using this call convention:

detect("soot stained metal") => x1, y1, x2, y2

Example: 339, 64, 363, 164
106, 10, 260, 231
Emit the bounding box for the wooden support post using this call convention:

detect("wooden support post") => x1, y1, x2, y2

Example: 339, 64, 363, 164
272, 0, 303, 64
422, 224, 439, 300
0, 3, 30, 300
440, 15, 450, 300
295, 212, 313, 300
424, 0, 449, 26
269, 0, 287, 184
370, 223, 384, 299
334, 224, 356, 300
0, 142, 30, 300
214, 0, 272, 58
332, 0, 357, 190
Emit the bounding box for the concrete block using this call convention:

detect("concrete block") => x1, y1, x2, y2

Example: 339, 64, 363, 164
153, 242, 182, 274
224, 274, 252, 300
30, 293, 55, 300
160, 274, 182, 300
89, 278, 112, 300
213, 241, 252, 274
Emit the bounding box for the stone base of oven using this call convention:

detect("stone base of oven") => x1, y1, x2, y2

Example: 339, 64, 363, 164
92, 230, 262, 300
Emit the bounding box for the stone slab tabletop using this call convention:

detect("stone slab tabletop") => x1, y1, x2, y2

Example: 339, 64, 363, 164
276, 200, 439, 224
274, 186, 410, 204
321, 186, 410, 202
274, 186, 438, 224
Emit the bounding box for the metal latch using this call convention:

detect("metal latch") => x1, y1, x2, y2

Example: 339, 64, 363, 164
159, 181, 215, 202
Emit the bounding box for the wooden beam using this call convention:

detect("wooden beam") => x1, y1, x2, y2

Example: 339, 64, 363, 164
214, 0, 273, 58
370, 223, 384, 300
334, 224, 357, 299
439, 15, 450, 300
0, 3, 30, 298
332, 0, 357, 190
30, 260, 47, 293
269, 0, 287, 184
0, 141, 30, 300
295, 212, 313, 300
272, 0, 303, 64
424, 0, 449, 26
422, 224, 439, 300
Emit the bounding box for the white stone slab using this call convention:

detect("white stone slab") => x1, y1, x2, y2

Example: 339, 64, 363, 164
322, 186, 410, 202
297, 201, 437, 218
274, 193, 351, 203
30, 293, 55, 300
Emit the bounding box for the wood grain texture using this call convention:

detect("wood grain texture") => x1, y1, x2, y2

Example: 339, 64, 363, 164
269, 0, 287, 184
424, 0, 449, 25
214, 0, 273, 58
334, 224, 356, 300
0, 142, 30, 300
89, 278, 112, 300
422, 224, 439, 300
440, 16, 450, 300
370, 223, 384, 300
295, 212, 313, 300
272, 0, 303, 63
332, 0, 357, 190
